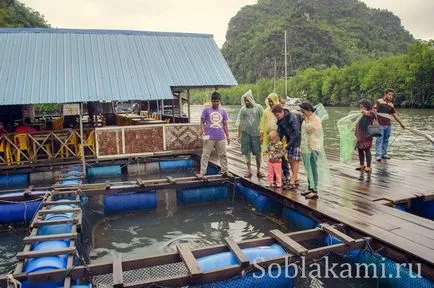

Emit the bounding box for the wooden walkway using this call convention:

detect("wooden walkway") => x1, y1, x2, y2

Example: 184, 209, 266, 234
211, 143, 434, 273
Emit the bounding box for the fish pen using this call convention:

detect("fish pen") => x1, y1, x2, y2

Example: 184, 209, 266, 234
0, 157, 433, 287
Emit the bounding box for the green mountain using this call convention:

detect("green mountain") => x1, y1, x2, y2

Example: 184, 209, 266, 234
0, 0, 49, 28
222, 0, 414, 83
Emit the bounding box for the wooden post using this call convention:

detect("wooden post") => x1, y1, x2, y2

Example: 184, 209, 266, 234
147, 101, 150, 115
112, 253, 124, 288
179, 92, 183, 118
161, 99, 164, 119
187, 89, 191, 123
172, 97, 175, 123
79, 103, 86, 177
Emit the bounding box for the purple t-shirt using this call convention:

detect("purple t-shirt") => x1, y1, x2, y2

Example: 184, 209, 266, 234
201, 107, 228, 140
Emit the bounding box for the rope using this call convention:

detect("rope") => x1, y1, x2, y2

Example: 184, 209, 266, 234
6, 274, 22, 288
388, 128, 403, 148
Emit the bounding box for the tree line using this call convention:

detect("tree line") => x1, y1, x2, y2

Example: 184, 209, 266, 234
191, 41, 434, 108
0, 0, 48, 28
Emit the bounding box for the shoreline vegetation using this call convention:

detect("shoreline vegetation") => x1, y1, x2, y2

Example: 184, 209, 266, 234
191, 41, 434, 108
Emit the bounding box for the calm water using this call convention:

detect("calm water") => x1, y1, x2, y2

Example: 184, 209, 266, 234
191, 105, 434, 161
86, 198, 288, 263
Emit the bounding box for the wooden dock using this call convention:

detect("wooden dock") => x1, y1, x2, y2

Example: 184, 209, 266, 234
214, 143, 434, 276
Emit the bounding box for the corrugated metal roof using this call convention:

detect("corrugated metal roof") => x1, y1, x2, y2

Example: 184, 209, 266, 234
0, 28, 237, 105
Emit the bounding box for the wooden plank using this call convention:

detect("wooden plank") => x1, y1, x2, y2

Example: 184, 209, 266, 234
112, 253, 124, 288
320, 223, 355, 244
32, 218, 78, 227
224, 237, 249, 267
177, 244, 202, 278
63, 239, 75, 288
37, 208, 81, 215
16, 247, 75, 260
43, 200, 80, 206
269, 229, 308, 256
23, 232, 78, 244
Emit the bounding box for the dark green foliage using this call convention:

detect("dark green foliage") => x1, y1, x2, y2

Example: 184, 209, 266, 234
222, 0, 414, 83
0, 0, 49, 28
192, 41, 434, 108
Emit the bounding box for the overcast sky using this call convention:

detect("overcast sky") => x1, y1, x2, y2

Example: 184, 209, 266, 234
21, 0, 434, 47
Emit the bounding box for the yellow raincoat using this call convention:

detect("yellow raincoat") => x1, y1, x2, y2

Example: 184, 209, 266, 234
259, 93, 280, 151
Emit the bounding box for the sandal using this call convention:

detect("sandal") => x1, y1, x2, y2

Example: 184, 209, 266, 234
305, 192, 318, 200
256, 171, 265, 178
365, 167, 372, 173
355, 166, 365, 171
283, 183, 297, 189
244, 172, 253, 178
301, 189, 313, 196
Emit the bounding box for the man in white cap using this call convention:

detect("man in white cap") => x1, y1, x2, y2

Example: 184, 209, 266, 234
236, 90, 264, 178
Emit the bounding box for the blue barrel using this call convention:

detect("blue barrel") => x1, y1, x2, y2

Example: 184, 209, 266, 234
197, 244, 286, 271
159, 159, 194, 170
87, 165, 122, 178
23, 241, 70, 288
0, 200, 41, 224
236, 183, 282, 214
104, 191, 157, 214
38, 204, 75, 235
65, 170, 82, 175
24, 240, 69, 272
0, 173, 28, 188
177, 186, 229, 205
410, 199, 434, 220
206, 165, 220, 175
60, 179, 81, 185
196, 244, 294, 287
282, 207, 318, 230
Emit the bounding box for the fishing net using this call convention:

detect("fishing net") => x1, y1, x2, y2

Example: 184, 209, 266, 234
337, 112, 362, 164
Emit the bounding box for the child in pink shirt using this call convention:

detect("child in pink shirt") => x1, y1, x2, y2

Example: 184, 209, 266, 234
263, 131, 286, 188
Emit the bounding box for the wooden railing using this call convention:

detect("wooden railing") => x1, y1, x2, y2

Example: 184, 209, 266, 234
0, 124, 202, 168
0, 129, 96, 167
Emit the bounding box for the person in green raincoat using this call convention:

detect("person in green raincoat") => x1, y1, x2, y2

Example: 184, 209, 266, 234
299, 102, 330, 199
236, 90, 264, 178
259, 92, 290, 182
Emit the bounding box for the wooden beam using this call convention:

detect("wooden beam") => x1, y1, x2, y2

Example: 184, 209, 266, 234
269, 229, 308, 256
37, 208, 81, 215
32, 218, 78, 227
224, 237, 249, 267
177, 244, 202, 279
112, 253, 124, 288
43, 200, 80, 206
23, 232, 78, 244
320, 223, 355, 245
16, 247, 75, 260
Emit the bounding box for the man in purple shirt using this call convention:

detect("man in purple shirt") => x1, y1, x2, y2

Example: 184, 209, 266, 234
197, 91, 230, 178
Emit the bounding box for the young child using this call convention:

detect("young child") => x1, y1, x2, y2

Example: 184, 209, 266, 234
263, 131, 286, 188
